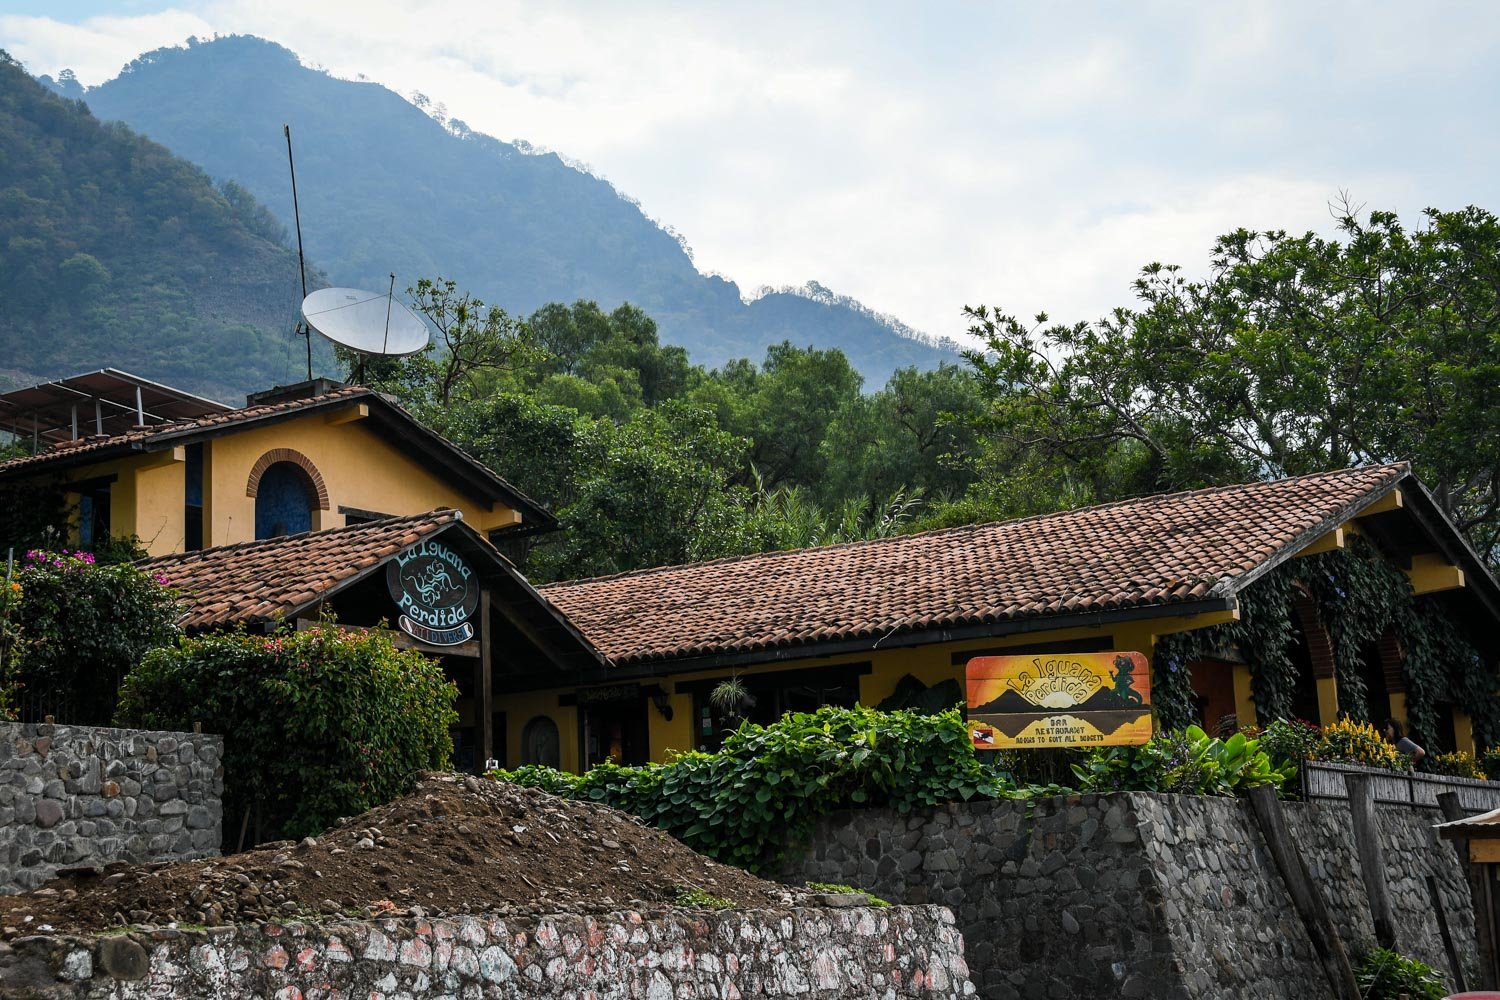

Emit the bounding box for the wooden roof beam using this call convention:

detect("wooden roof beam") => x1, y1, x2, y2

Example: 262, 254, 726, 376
1294, 526, 1346, 558
1359, 488, 1403, 516
1405, 552, 1465, 595
324, 402, 369, 426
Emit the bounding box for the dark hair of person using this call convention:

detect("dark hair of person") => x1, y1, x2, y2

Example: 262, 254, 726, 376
1384, 717, 1404, 738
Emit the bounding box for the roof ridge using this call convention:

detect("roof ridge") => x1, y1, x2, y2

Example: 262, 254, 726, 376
142, 507, 459, 566
540, 462, 1412, 591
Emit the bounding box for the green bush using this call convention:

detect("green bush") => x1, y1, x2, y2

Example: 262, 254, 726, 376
117, 623, 457, 842
1355, 947, 1447, 1000
0, 570, 20, 721
1481, 747, 1500, 778
1429, 750, 1487, 781
495, 705, 1009, 872
1249, 718, 1321, 769
1072, 726, 1294, 796
8, 550, 180, 723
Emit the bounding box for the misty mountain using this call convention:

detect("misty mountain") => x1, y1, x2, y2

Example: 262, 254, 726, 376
64, 35, 958, 385
2, 51, 331, 401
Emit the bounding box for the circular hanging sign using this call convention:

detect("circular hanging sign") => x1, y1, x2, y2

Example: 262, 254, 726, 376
386, 539, 479, 646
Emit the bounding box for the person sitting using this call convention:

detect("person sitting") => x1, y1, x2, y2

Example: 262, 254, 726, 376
1383, 717, 1425, 767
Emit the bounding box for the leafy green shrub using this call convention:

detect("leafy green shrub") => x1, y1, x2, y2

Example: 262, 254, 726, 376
0, 569, 20, 721
1481, 747, 1500, 779
117, 624, 457, 842
1355, 948, 1447, 1000
1247, 718, 1321, 769
1315, 717, 1408, 771
1072, 726, 1294, 796
1429, 750, 1487, 780
988, 747, 1088, 788
10, 550, 180, 723
495, 705, 1008, 872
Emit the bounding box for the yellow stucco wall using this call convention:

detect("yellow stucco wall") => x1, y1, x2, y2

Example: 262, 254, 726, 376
131, 458, 188, 554
54, 405, 520, 556
501, 690, 580, 774
203, 409, 519, 548
517, 620, 1167, 773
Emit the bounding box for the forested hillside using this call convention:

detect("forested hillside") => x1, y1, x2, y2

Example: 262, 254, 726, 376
0, 51, 330, 400
68, 36, 958, 385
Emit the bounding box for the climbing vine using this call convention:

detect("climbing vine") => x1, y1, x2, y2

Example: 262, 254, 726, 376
1154, 571, 1299, 731
1155, 537, 1498, 751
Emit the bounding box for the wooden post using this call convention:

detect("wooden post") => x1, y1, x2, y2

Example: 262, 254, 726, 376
1428, 873, 1468, 994
1440, 791, 1499, 989
474, 589, 493, 775
1344, 773, 1397, 949
1247, 785, 1361, 1000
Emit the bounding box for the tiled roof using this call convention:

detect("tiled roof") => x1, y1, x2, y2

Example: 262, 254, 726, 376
143, 510, 463, 629
541, 464, 1413, 666
0, 387, 372, 475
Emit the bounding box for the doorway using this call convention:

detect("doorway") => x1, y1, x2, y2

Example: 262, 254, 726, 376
582, 696, 650, 768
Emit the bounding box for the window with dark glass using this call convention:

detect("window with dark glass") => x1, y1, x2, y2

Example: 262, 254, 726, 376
183, 443, 204, 550
77, 483, 112, 547
254, 462, 314, 540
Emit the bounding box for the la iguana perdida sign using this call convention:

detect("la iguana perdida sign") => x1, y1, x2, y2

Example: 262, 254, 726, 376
966, 651, 1152, 750
386, 539, 479, 646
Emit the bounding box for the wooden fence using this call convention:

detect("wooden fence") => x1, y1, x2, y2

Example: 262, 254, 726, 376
1302, 760, 1500, 813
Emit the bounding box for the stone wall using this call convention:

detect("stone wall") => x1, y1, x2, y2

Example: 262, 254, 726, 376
785, 793, 1475, 1000
1, 723, 223, 894
0, 904, 973, 998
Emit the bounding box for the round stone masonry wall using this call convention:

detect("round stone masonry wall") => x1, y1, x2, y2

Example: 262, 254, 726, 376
1, 723, 224, 894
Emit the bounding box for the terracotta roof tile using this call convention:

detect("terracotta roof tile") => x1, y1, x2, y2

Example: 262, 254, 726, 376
142, 510, 463, 629
541, 464, 1412, 666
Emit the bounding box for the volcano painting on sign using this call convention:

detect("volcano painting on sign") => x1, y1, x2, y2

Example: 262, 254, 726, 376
966, 651, 1153, 750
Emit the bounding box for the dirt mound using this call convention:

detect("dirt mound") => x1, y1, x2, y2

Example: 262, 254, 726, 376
0, 773, 789, 937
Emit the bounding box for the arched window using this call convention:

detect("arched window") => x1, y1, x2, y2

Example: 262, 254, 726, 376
254, 462, 316, 539
521, 716, 562, 769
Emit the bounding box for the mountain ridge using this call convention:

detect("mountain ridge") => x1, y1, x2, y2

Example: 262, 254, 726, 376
54, 35, 959, 386
0, 50, 332, 401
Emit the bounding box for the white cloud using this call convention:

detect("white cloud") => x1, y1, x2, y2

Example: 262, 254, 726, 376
0, 10, 215, 83
3, 1, 1498, 350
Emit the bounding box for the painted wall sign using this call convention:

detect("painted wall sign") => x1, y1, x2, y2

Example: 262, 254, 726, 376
966, 651, 1152, 750
386, 539, 479, 646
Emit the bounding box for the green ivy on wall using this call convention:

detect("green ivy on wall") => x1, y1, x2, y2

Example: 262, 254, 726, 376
1155, 537, 1497, 750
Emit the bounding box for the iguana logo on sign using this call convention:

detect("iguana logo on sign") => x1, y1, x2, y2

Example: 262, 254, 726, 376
966, 651, 1152, 750
386, 539, 478, 646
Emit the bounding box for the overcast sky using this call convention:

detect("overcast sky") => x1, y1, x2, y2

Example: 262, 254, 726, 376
4, 2, 1499, 344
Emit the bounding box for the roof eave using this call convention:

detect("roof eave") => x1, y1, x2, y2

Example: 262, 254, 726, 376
543, 594, 1240, 689
1213, 465, 1412, 601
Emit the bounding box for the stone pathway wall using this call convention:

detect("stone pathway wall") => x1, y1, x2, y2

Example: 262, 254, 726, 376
1, 723, 223, 893
786, 792, 1475, 1000
0, 904, 974, 998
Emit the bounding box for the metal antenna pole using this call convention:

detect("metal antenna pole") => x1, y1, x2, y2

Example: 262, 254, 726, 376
284, 124, 313, 381
383, 272, 396, 356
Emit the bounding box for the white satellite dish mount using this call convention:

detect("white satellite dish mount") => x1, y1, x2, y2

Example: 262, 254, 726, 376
301, 280, 430, 383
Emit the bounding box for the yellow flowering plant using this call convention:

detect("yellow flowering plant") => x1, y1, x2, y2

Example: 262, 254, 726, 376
1314, 717, 1408, 771
1429, 750, 1487, 781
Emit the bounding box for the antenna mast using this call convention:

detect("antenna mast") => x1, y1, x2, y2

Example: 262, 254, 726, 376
284, 124, 313, 381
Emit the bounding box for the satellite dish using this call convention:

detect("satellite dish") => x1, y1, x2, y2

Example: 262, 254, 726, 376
301, 286, 430, 357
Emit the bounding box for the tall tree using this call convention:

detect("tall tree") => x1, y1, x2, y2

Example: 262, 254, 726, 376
963, 204, 1500, 558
